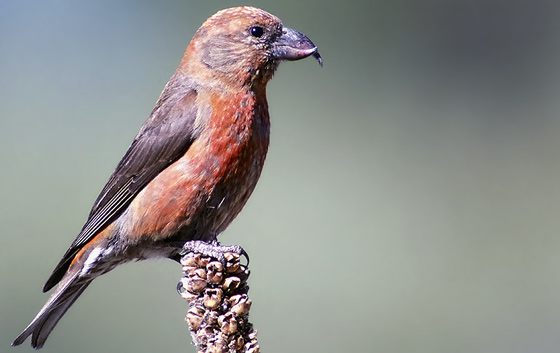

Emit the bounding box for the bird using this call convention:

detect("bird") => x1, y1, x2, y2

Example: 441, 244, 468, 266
13, 6, 321, 349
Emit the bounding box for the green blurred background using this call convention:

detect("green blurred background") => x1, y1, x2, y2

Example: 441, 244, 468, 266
2, 0, 560, 352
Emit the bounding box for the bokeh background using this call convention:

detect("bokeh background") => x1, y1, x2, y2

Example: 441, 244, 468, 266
2, 0, 560, 352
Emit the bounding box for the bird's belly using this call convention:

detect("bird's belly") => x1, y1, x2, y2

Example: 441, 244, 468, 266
123, 112, 269, 245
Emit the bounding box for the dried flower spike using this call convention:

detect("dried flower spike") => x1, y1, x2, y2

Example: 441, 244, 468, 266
178, 251, 259, 353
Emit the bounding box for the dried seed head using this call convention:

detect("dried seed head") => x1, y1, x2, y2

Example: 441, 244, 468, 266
179, 246, 257, 352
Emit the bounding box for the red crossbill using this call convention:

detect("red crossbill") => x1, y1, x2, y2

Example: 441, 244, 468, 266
13, 6, 321, 349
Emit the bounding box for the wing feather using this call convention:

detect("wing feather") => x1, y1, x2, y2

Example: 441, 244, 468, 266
43, 78, 201, 292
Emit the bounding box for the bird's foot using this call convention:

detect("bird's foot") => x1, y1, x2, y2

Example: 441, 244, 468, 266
179, 240, 249, 265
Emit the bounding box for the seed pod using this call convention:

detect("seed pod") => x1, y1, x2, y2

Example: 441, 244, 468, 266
228, 294, 243, 306
224, 253, 241, 273
206, 335, 226, 353
222, 276, 241, 292
180, 289, 198, 303
244, 340, 260, 353
197, 255, 210, 267
231, 297, 252, 317
248, 331, 257, 341
186, 278, 207, 294
181, 253, 200, 267
225, 261, 240, 274
203, 288, 223, 309
218, 313, 238, 335
204, 310, 219, 327
195, 329, 208, 347
224, 252, 239, 263
191, 268, 207, 280
182, 265, 199, 276
207, 261, 224, 284
228, 334, 245, 351
207, 272, 223, 285
186, 305, 205, 331
235, 266, 250, 283
207, 261, 224, 272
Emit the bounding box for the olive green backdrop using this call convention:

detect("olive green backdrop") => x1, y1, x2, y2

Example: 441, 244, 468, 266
2, 1, 560, 352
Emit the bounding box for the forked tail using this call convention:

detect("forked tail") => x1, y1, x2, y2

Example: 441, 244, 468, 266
12, 270, 92, 349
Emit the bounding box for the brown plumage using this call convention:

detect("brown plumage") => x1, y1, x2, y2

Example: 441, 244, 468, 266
13, 6, 321, 349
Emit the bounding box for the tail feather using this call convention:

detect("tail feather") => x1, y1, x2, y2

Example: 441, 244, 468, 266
13, 271, 92, 349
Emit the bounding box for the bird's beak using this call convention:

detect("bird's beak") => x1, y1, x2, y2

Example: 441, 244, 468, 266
273, 27, 323, 67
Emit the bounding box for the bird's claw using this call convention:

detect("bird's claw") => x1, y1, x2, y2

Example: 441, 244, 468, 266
180, 240, 249, 266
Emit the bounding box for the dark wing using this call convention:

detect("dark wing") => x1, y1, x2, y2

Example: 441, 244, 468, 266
44, 81, 201, 292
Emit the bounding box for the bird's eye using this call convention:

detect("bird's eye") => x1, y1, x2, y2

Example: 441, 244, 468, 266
250, 26, 264, 38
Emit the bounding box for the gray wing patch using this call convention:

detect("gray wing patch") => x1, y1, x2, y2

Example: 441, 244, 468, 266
44, 85, 201, 292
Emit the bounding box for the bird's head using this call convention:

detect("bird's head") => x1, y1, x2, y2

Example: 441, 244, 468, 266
180, 7, 322, 90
